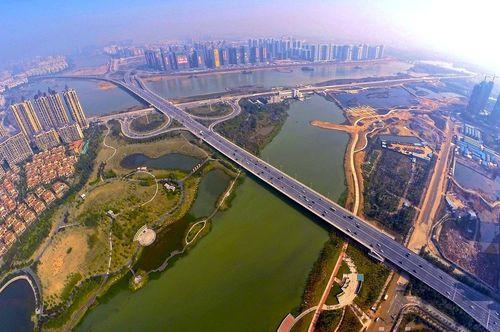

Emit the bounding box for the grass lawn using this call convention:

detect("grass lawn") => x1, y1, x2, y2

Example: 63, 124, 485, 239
96, 132, 209, 177
37, 133, 210, 312
130, 113, 168, 133
185, 102, 232, 117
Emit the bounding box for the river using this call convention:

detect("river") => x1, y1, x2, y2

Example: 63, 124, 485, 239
147, 61, 411, 99
77, 94, 348, 331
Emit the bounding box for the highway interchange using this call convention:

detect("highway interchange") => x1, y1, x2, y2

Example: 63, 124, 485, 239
63, 73, 500, 331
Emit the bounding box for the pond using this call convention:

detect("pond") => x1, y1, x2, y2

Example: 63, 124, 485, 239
120, 153, 201, 172
454, 162, 500, 201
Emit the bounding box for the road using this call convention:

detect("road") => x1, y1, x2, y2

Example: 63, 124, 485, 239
408, 118, 454, 253
45, 73, 500, 331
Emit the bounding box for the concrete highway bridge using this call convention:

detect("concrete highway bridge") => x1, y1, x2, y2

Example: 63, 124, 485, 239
43, 73, 499, 331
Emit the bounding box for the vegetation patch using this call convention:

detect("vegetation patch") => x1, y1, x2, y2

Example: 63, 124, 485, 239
185, 102, 232, 117
130, 113, 168, 133
337, 306, 362, 332
216, 99, 289, 154
363, 149, 429, 235
347, 243, 390, 310
316, 310, 343, 332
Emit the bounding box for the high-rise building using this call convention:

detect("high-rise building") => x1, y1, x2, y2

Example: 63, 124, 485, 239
57, 123, 84, 143
351, 45, 361, 60
340, 45, 352, 61
0, 123, 7, 138
11, 100, 42, 138
144, 49, 164, 71
63, 89, 88, 129
249, 46, 257, 64
213, 49, 221, 67
491, 94, 500, 125
377, 45, 385, 58
367, 45, 378, 60
466, 79, 494, 115
33, 94, 54, 130
47, 91, 70, 127
0, 133, 33, 167
319, 44, 329, 61
33, 129, 61, 151
361, 44, 369, 60
238, 46, 246, 64
228, 47, 238, 65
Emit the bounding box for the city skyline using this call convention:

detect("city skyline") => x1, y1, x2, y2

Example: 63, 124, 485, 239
1, 0, 499, 73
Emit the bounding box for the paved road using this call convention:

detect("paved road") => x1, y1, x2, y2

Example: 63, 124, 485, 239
45, 73, 499, 331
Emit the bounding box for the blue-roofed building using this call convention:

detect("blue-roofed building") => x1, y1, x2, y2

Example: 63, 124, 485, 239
457, 136, 499, 167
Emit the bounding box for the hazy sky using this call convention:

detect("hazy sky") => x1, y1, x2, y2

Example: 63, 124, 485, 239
1, 0, 498, 72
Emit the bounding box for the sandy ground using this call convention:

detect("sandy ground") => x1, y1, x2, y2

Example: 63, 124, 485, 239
38, 228, 91, 300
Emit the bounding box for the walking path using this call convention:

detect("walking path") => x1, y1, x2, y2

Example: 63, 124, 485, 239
308, 242, 349, 332
185, 170, 241, 246
103, 124, 117, 163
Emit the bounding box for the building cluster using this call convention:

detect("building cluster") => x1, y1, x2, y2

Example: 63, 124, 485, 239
0, 56, 68, 94
25, 146, 77, 189
466, 77, 500, 125
0, 88, 87, 170
461, 124, 482, 140
456, 135, 499, 168
0, 145, 74, 257
0, 179, 68, 257
103, 45, 145, 58
144, 38, 385, 72
379, 135, 433, 161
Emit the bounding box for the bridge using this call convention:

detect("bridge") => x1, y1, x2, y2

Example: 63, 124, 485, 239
48, 73, 499, 331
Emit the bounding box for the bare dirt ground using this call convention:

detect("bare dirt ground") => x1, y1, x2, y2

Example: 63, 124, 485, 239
97, 81, 116, 90
38, 227, 92, 302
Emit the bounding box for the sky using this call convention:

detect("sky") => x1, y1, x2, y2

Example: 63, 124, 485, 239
0, 0, 498, 73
